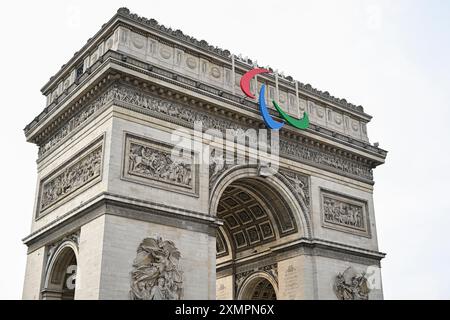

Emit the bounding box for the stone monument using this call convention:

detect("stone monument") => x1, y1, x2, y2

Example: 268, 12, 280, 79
22, 8, 387, 300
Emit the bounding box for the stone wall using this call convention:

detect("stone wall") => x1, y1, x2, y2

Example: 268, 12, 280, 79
22, 247, 45, 300
75, 215, 106, 299
98, 214, 216, 299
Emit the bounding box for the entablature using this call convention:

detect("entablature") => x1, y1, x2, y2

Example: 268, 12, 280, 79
25, 53, 386, 185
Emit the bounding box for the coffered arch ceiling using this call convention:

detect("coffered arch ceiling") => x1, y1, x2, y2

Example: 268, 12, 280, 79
216, 178, 298, 259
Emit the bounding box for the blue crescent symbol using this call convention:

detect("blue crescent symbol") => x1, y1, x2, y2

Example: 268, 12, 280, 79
258, 85, 284, 130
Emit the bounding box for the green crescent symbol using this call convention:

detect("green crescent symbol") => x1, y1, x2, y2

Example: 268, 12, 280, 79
272, 100, 309, 130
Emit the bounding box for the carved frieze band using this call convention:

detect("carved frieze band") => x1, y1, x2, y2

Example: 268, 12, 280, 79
123, 133, 198, 196
39, 87, 115, 158
320, 189, 371, 237
40, 83, 373, 181
280, 140, 372, 180
37, 136, 104, 218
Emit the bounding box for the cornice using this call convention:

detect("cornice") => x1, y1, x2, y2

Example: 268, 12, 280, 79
25, 66, 118, 144
23, 191, 220, 248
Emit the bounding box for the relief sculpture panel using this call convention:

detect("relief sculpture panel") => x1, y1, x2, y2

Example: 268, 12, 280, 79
333, 267, 370, 300
37, 137, 104, 217
321, 189, 370, 237
130, 237, 183, 300
123, 133, 198, 196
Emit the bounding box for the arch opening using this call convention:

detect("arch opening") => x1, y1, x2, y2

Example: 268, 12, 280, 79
239, 276, 277, 300
42, 243, 78, 300
216, 178, 298, 258
213, 167, 309, 300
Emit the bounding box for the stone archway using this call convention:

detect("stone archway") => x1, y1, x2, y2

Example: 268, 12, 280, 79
42, 240, 79, 300
210, 166, 311, 239
237, 272, 278, 300
212, 166, 310, 300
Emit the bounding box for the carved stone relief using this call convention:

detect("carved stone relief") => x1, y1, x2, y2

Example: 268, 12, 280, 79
280, 139, 372, 180
279, 169, 310, 207
123, 134, 198, 196
333, 266, 370, 300
209, 149, 237, 191
128, 142, 192, 187
39, 87, 115, 157
321, 190, 370, 237
38, 138, 103, 216
39, 8, 376, 153
324, 197, 364, 229
130, 237, 183, 300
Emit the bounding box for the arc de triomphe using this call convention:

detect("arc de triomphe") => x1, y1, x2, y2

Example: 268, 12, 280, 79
22, 8, 387, 300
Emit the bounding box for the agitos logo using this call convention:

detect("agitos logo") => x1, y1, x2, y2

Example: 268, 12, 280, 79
240, 68, 309, 130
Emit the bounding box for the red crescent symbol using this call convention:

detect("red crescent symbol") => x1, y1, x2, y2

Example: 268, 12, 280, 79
240, 68, 270, 99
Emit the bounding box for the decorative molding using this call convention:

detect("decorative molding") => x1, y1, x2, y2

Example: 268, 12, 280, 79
113, 84, 372, 180
333, 266, 370, 300
130, 237, 183, 300
25, 192, 219, 253
320, 189, 371, 238
37, 136, 104, 218
122, 133, 199, 197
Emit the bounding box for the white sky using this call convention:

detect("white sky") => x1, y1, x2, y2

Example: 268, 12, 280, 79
0, 0, 449, 299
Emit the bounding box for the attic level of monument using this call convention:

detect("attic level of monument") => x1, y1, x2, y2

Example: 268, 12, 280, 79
24, 9, 386, 151
39, 8, 369, 117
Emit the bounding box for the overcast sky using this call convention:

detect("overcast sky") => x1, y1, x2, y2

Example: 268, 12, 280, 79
0, 0, 449, 299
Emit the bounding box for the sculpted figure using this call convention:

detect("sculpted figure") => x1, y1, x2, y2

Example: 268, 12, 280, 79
149, 277, 168, 300
130, 237, 183, 300
334, 267, 370, 300
128, 144, 192, 187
